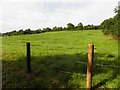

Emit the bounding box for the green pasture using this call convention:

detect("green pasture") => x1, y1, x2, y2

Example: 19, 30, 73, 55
2, 30, 120, 88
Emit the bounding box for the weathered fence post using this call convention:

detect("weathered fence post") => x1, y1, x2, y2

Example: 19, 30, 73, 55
86, 44, 94, 89
26, 42, 31, 73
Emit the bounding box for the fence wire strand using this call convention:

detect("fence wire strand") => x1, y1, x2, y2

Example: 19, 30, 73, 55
77, 61, 120, 69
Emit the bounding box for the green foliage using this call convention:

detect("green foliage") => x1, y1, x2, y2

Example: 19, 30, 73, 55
43, 27, 51, 32
83, 24, 99, 30
67, 23, 75, 30
52, 26, 58, 31
75, 23, 83, 30
52, 26, 63, 31
35, 29, 42, 34
18, 29, 24, 35
24, 29, 33, 34
100, 6, 120, 39
2, 22, 100, 36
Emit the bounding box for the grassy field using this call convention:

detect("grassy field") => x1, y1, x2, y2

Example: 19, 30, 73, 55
2, 30, 120, 88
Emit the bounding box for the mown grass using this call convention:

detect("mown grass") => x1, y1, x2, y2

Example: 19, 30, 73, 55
2, 30, 120, 88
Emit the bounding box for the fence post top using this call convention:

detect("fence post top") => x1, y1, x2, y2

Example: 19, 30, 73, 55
88, 43, 94, 46
27, 42, 30, 44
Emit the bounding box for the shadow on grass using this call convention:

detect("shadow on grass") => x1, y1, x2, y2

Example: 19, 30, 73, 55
92, 53, 120, 89
92, 71, 118, 89
2, 53, 120, 88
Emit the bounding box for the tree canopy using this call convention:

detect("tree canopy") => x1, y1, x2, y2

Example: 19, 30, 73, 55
100, 6, 120, 39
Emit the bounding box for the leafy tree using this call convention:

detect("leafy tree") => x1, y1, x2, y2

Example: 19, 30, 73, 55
12, 30, 17, 35
100, 6, 120, 39
35, 29, 42, 33
83, 25, 92, 30
63, 27, 67, 30
42, 27, 51, 32
18, 29, 24, 35
52, 26, 63, 31
67, 23, 75, 30
52, 26, 58, 31
83, 24, 100, 30
75, 22, 83, 30
24, 29, 32, 34
114, 6, 119, 13
56, 27, 63, 31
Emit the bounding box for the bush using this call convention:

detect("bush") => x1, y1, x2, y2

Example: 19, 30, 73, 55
100, 9, 119, 39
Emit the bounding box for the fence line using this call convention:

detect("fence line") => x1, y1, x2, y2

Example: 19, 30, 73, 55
94, 63, 120, 69
25, 42, 119, 71
77, 61, 120, 69
56, 70, 86, 77
25, 42, 119, 89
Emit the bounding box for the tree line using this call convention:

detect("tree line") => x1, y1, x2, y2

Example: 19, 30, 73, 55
2, 23, 100, 36
100, 6, 120, 39
1, 6, 119, 39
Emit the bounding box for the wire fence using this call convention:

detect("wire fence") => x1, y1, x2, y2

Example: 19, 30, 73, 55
25, 42, 119, 70
50, 45, 119, 88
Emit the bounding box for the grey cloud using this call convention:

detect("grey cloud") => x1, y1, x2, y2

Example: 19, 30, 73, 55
0, 1, 118, 33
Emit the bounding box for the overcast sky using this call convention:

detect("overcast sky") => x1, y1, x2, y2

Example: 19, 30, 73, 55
0, 0, 119, 33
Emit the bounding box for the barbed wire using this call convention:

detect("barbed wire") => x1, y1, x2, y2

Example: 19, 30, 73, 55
56, 70, 86, 77
94, 63, 120, 69
57, 62, 120, 75
77, 61, 120, 69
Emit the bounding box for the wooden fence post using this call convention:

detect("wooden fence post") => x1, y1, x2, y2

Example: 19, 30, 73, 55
26, 42, 31, 73
86, 44, 94, 89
